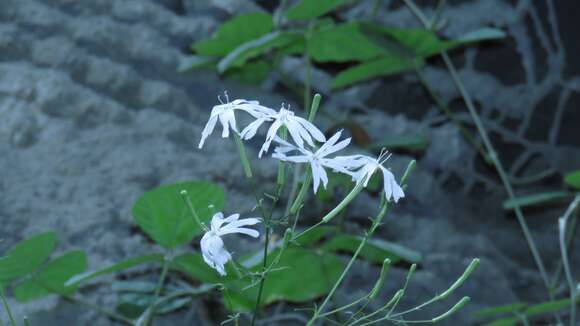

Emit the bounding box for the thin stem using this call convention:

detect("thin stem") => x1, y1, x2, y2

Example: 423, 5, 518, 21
307, 161, 416, 325
402, 0, 556, 318
559, 195, 580, 326
414, 64, 490, 164
154, 254, 172, 298
181, 191, 208, 232
234, 133, 253, 179
0, 287, 16, 326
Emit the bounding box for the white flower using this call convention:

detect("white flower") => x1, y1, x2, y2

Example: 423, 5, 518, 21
334, 150, 405, 203
273, 130, 351, 193
200, 212, 260, 276
240, 104, 326, 158
198, 95, 275, 149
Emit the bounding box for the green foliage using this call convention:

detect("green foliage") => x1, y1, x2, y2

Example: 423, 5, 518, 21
193, 13, 273, 56
564, 170, 580, 190
474, 298, 578, 326
113, 280, 192, 318
369, 133, 430, 152
217, 32, 303, 73
13, 251, 87, 302
132, 181, 225, 248
172, 248, 343, 312
285, 0, 351, 20
225, 59, 272, 84
502, 191, 571, 210
321, 235, 422, 264
308, 23, 388, 63
332, 56, 418, 88
0, 232, 57, 285
66, 253, 164, 288
226, 248, 344, 311
331, 25, 506, 88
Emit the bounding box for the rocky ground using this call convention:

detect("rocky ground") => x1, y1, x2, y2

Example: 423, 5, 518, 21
1, 0, 580, 325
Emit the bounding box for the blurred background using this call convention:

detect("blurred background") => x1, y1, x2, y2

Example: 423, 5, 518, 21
1, 0, 579, 325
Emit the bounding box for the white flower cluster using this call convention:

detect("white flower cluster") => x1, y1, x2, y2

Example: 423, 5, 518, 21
197, 94, 405, 275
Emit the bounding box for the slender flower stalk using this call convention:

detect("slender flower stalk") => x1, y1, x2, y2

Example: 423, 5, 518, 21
306, 160, 415, 326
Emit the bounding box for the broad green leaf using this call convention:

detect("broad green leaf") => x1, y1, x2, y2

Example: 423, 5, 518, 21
217, 32, 303, 73
13, 251, 87, 302
112, 280, 158, 293
132, 181, 225, 248
171, 253, 229, 284
225, 59, 271, 84
363, 24, 505, 59
502, 191, 571, 210
321, 235, 422, 264
309, 23, 388, 63
65, 253, 163, 288
193, 13, 273, 56
564, 170, 580, 190
225, 248, 344, 311
0, 232, 57, 284
473, 303, 527, 318
285, 0, 351, 20
370, 133, 430, 152
332, 56, 418, 88
177, 55, 216, 72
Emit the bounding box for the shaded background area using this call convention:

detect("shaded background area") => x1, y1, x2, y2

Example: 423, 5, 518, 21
1, 0, 579, 324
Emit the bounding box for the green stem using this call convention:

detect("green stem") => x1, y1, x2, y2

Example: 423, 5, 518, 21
0, 287, 16, 326
558, 195, 580, 326
402, 0, 557, 319
307, 161, 416, 325
234, 133, 253, 179
154, 254, 172, 298
67, 295, 133, 325
414, 64, 490, 164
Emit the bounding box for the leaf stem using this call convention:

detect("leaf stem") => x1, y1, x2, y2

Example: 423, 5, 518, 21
306, 160, 416, 325
558, 195, 580, 326
402, 0, 558, 321
0, 287, 16, 326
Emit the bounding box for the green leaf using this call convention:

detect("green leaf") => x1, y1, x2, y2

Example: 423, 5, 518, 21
193, 13, 273, 56
225, 59, 271, 84
473, 302, 527, 318
370, 133, 430, 152
363, 24, 505, 59
112, 280, 158, 293
458, 27, 506, 43
321, 235, 422, 264
225, 248, 344, 311
502, 191, 571, 210
564, 170, 580, 190
217, 32, 303, 73
332, 56, 418, 88
177, 55, 216, 72
0, 232, 57, 284
13, 251, 87, 302
479, 298, 578, 326
171, 253, 229, 284
285, 0, 351, 20
65, 253, 164, 288
132, 181, 225, 248
309, 23, 389, 63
